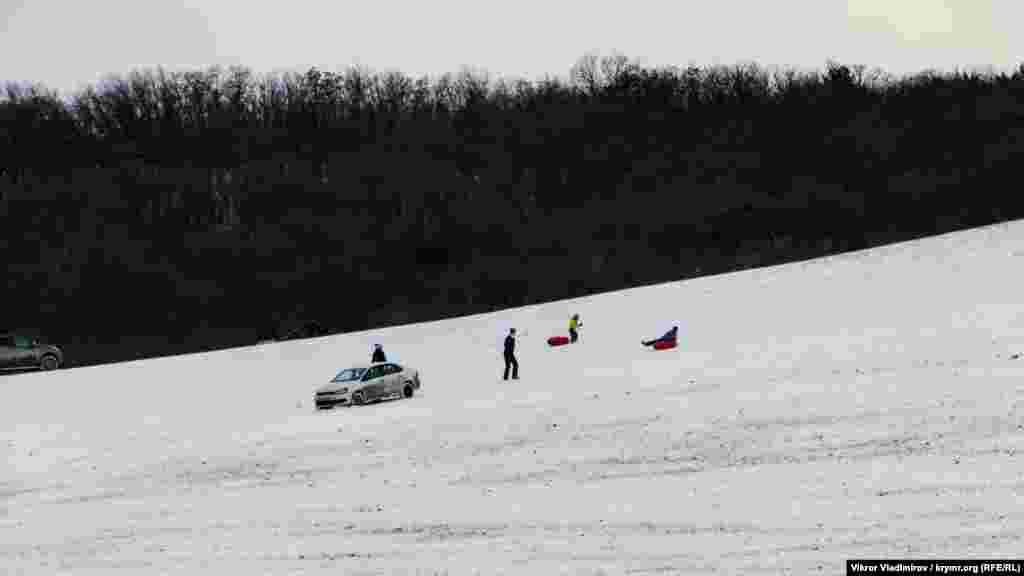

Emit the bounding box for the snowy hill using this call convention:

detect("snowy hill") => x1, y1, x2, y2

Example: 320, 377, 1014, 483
3, 220, 1024, 574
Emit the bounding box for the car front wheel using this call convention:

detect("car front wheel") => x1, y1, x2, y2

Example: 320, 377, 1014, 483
352, 391, 365, 406
403, 382, 414, 399
40, 355, 60, 371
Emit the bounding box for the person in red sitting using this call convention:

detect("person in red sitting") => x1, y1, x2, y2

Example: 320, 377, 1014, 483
642, 326, 678, 348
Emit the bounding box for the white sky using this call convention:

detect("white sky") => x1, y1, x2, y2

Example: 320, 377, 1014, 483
2, 0, 1020, 94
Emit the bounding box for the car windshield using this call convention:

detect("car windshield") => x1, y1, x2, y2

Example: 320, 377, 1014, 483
331, 368, 367, 383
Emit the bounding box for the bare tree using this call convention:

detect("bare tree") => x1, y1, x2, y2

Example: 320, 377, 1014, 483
378, 70, 413, 115
571, 51, 602, 95
600, 51, 635, 85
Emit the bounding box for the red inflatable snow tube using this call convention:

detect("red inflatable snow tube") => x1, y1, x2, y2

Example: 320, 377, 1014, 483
547, 335, 570, 347
653, 339, 678, 350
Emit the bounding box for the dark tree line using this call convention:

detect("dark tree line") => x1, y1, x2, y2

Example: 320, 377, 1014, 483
2, 55, 1023, 367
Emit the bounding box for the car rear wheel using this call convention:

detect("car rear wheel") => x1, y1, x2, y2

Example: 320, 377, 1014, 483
352, 392, 365, 406
40, 355, 59, 371
403, 382, 414, 399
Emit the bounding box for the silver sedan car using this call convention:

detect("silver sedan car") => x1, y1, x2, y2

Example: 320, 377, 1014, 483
315, 362, 421, 410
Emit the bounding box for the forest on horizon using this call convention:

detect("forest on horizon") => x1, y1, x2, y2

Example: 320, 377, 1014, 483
2, 54, 1023, 367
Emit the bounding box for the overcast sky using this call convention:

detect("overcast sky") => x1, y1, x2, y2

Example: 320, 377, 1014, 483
2, 0, 1020, 94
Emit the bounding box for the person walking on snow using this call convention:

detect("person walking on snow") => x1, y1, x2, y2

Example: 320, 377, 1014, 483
371, 343, 387, 363
642, 326, 678, 347
503, 328, 519, 380
569, 314, 582, 343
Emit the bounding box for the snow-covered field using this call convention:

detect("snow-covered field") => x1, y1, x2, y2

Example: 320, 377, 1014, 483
4, 221, 1024, 574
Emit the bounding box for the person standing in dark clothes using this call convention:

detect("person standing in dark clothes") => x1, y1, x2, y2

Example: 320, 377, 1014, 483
503, 328, 519, 380
372, 344, 386, 363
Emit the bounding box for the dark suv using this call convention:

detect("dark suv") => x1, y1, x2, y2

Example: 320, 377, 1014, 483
0, 333, 64, 371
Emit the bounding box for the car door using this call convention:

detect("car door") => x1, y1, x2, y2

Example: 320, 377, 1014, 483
12, 336, 36, 367
385, 364, 403, 397
376, 364, 395, 398
364, 365, 387, 401
378, 365, 398, 399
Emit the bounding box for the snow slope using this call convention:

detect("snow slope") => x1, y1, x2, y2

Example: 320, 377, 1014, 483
4, 221, 1024, 574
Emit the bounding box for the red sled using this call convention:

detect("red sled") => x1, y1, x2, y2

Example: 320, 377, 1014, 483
653, 339, 677, 350
547, 336, 570, 347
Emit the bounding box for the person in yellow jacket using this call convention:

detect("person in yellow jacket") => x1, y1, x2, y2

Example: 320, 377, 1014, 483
569, 314, 582, 343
